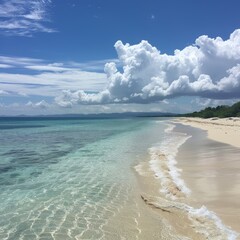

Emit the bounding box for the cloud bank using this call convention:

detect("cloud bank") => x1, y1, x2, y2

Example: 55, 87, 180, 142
56, 29, 240, 107
0, 56, 108, 98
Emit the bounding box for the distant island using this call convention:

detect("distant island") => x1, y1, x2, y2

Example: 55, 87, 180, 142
1, 102, 240, 120
0, 111, 176, 120
184, 101, 240, 118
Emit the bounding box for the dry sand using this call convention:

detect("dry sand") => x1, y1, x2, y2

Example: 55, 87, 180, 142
175, 117, 240, 148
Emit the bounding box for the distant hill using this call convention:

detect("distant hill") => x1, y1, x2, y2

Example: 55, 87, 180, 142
184, 101, 240, 118
0, 111, 177, 120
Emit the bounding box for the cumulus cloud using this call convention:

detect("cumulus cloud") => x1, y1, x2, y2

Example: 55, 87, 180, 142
55, 89, 110, 108
192, 97, 238, 109
0, 0, 55, 36
26, 100, 49, 108
56, 29, 240, 107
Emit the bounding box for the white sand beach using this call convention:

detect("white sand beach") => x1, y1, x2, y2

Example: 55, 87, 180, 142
175, 117, 240, 148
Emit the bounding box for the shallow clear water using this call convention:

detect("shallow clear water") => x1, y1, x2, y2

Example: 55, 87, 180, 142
0, 118, 167, 240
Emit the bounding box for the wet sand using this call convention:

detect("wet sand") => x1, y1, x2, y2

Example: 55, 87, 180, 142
133, 120, 240, 239
134, 160, 206, 240
174, 123, 240, 236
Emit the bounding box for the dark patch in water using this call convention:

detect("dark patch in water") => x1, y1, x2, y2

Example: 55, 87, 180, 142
0, 164, 15, 173
0, 125, 46, 130
2, 149, 36, 156
30, 171, 41, 177
80, 149, 92, 153
4, 148, 70, 166
10, 173, 20, 178
0, 147, 72, 186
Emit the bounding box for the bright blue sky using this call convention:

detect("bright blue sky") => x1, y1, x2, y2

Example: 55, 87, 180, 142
0, 0, 240, 115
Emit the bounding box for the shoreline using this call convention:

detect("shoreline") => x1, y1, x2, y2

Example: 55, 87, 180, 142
134, 119, 240, 239
173, 117, 240, 148
174, 123, 240, 235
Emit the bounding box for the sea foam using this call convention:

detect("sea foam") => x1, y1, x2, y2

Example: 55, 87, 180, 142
149, 123, 191, 199
147, 122, 239, 240
141, 194, 239, 240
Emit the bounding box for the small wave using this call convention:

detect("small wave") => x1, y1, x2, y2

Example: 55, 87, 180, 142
149, 123, 191, 199
164, 123, 176, 133
188, 205, 238, 240
141, 194, 239, 240
134, 164, 146, 176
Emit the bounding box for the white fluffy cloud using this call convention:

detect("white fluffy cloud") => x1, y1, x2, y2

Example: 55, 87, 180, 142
192, 98, 239, 110
56, 29, 240, 107
26, 100, 49, 109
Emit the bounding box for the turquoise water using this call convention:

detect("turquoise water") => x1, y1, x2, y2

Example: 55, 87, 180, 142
0, 118, 167, 240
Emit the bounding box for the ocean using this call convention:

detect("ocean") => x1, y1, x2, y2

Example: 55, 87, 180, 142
0, 117, 168, 240
0, 118, 238, 240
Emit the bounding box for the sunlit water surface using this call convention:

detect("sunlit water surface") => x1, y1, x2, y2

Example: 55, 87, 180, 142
0, 118, 167, 240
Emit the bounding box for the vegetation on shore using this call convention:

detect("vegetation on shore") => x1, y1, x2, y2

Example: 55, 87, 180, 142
184, 101, 240, 118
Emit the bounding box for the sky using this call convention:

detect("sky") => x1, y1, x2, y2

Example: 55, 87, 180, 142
0, 0, 240, 115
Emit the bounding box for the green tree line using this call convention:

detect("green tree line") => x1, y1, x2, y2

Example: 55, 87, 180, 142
184, 101, 240, 118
